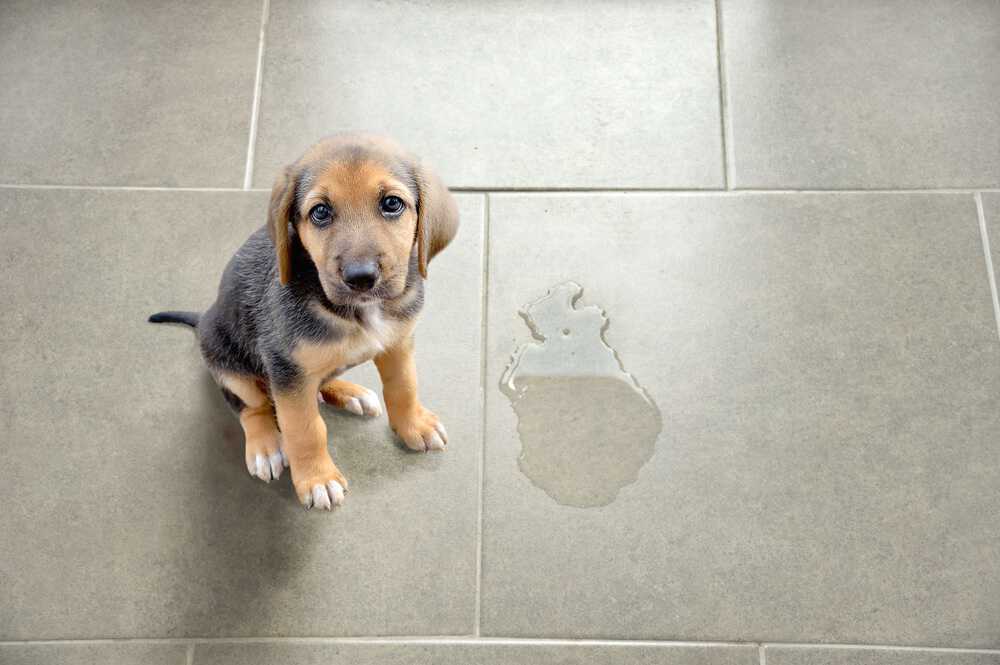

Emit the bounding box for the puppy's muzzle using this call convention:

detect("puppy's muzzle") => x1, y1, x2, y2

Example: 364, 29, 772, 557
341, 260, 380, 292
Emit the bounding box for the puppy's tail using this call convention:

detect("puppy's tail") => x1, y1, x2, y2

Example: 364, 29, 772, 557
148, 310, 200, 328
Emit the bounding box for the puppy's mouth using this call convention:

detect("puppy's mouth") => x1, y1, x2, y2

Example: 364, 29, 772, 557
319, 276, 403, 307
337, 291, 381, 306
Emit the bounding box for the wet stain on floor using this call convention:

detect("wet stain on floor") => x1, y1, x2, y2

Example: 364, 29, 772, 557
500, 282, 662, 508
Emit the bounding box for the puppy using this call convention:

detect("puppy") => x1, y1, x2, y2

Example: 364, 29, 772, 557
149, 134, 458, 510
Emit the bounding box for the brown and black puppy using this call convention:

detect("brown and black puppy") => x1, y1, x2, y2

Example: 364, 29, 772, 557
149, 134, 458, 510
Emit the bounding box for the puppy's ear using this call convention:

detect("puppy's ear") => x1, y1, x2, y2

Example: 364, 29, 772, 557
267, 166, 296, 285
414, 162, 458, 278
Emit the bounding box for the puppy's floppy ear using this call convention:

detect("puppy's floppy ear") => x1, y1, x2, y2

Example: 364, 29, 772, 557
413, 162, 458, 278
267, 166, 296, 285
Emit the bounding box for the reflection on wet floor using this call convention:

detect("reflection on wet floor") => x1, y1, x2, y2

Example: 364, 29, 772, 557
501, 282, 662, 508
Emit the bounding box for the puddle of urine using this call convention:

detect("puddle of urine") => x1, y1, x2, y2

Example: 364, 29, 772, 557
500, 282, 662, 508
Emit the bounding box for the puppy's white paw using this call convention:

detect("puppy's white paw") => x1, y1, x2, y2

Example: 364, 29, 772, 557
319, 383, 382, 418
355, 387, 382, 417
303, 480, 346, 510
343, 396, 364, 415
245, 432, 287, 483
246, 451, 287, 482
391, 407, 449, 453
293, 460, 348, 510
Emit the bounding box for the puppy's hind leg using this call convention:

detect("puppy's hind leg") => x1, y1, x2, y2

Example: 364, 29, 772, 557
217, 372, 286, 482
319, 378, 382, 418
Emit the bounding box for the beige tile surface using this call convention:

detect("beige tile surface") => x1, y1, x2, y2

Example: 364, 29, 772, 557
723, 0, 1000, 188
481, 193, 1000, 645
765, 646, 1000, 665
0, 643, 188, 665
0, 189, 484, 638
0, 0, 260, 187
194, 641, 759, 665
253, 0, 723, 189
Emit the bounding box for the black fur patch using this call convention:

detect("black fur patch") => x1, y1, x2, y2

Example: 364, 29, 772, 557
265, 351, 301, 393
220, 387, 246, 412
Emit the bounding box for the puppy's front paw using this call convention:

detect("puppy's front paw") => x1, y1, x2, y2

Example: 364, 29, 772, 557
319, 380, 382, 418
291, 458, 349, 510
390, 406, 448, 452
245, 432, 286, 483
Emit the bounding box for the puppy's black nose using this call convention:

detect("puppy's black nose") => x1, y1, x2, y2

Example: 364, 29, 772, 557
341, 261, 379, 292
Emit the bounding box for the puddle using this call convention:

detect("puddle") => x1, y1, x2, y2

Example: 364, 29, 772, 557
500, 282, 662, 508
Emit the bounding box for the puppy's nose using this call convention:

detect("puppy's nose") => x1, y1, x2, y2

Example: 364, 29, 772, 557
341, 260, 379, 292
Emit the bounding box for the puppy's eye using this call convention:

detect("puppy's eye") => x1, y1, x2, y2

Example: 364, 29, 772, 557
309, 204, 333, 226
379, 195, 405, 217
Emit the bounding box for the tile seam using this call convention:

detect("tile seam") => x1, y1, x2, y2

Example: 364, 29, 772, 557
762, 642, 1000, 655
4, 184, 1000, 194
976, 192, 1000, 342
474, 193, 491, 636
3, 638, 999, 652
714, 0, 731, 190
242, 0, 270, 190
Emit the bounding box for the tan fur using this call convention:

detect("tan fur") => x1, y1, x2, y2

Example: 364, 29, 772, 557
218, 372, 281, 471
296, 159, 418, 300
218, 373, 269, 409
374, 335, 447, 452
272, 384, 348, 501
295, 309, 415, 379
269, 133, 458, 289
319, 379, 374, 408
280, 311, 418, 494
239, 406, 281, 461
414, 164, 458, 278
267, 167, 295, 285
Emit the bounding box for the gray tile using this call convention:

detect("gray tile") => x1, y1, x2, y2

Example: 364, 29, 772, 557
0, 1, 260, 187
766, 646, 1000, 665
723, 1, 1000, 188
254, 0, 723, 189
0, 189, 484, 638
0, 643, 187, 665
482, 193, 1000, 645
194, 641, 758, 665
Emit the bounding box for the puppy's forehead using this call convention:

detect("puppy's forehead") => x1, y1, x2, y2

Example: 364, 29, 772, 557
295, 144, 416, 206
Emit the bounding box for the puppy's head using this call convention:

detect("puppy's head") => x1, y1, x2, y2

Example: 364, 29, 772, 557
267, 134, 458, 305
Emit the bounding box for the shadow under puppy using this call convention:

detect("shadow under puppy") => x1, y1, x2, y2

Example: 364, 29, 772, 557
150, 134, 459, 510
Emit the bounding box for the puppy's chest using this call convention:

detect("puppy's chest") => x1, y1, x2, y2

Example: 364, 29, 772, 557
293, 307, 408, 378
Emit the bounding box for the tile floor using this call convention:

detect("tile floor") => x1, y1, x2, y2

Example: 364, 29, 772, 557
1, 1, 999, 664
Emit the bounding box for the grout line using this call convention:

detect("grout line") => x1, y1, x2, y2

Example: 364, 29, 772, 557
474, 193, 491, 637
449, 186, 725, 193
186, 642, 195, 665
0, 639, 197, 645
476, 187, 1000, 195
4, 637, 1000, 652
0, 184, 250, 192
729, 186, 1000, 194
2, 183, 1000, 195
976, 192, 1000, 342
762, 642, 1000, 655
714, 0, 731, 190
0, 637, 751, 647
242, 0, 270, 190
178, 637, 745, 647
759, 644, 766, 665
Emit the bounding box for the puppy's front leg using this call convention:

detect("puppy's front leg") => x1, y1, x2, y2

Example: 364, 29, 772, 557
375, 335, 448, 452
272, 383, 348, 509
